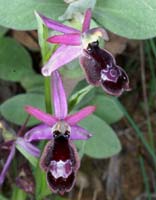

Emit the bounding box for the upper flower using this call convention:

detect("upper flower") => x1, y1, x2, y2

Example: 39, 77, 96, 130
39, 8, 130, 96
24, 70, 95, 194
40, 8, 108, 77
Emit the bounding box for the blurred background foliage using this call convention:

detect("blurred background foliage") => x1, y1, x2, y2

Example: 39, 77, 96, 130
0, 0, 156, 199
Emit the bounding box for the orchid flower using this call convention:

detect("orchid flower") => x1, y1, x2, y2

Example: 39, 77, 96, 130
0, 130, 40, 185
24, 70, 95, 195
39, 8, 130, 96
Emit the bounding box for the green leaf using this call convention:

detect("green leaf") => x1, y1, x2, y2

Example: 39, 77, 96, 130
0, 37, 33, 81
90, 95, 123, 124
0, 25, 8, 36
70, 79, 88, 96
68, 84, 94, 111
60, 59, 83, 79
0, 195, 8, 200
16, 143, 38, 167
0, 0, 66, 30
76, 114, 121, 158
69, 79, 96, 111
55, 197, 68, 200
59, 0, 96, 21
21, 74, 44, 93
70, 81, 123, 124
11, 185, 27, 200
0, 93, 45, 126
94, 0, 156, 39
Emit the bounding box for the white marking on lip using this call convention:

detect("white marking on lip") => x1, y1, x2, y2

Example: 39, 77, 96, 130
110, 69, 117, 77
50, 160, 72, 179
101, 72, 107, 81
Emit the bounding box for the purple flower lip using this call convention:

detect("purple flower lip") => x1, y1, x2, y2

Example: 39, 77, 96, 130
24, 70, 95, 194
40, 136, 80, 195
80, 41, 130, 96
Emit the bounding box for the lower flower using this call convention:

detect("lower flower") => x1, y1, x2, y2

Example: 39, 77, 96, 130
40, 122, 80, 195
24, 71, 95, 194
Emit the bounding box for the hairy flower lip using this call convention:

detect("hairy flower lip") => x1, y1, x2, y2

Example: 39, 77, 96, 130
80, 41, 130, 96
40, 137, 80, 195
100, 82, 128, 96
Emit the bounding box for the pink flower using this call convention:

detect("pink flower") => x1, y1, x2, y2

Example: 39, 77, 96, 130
24, 71, 95, 194
39, 8, 129, 96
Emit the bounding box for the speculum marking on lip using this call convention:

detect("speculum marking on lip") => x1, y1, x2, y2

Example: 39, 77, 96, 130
80, 41, 130, 96
40, 129, 79, 194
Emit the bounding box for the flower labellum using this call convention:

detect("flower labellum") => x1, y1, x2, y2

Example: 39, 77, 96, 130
80, 41, 130, 96
40, 121, 79, 195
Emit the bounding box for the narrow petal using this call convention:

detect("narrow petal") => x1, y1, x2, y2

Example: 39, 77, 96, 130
24, 124, 52, 142
0, 144, 15, 185
16, 138, 40, 157
70, 125, 92, 140
25, 106, 57, 126
42, 45, 82, 76
39, 13, 80, 34
52, 71, 68, 119
47, 33, 81, 46
65, 106, 96, 125
82, 8, 92, 32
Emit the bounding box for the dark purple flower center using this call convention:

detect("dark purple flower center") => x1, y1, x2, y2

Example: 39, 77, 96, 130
80, 41, 129, 96
40, 132, 78, 194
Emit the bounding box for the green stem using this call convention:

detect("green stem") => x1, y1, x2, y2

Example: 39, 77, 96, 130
79, 141, 86, 159
145, 41, 156, 149
149, 39, 156, 58
139, 156, 151, 200
11, 186, 27, 200
44, 77, 52, 114
145, 42, 156, 87
140, 42, 154, 150
117, 101, 156, 164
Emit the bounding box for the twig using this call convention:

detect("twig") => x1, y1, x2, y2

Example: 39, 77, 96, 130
140, 42, 154, 149
17, 115, 30, 137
